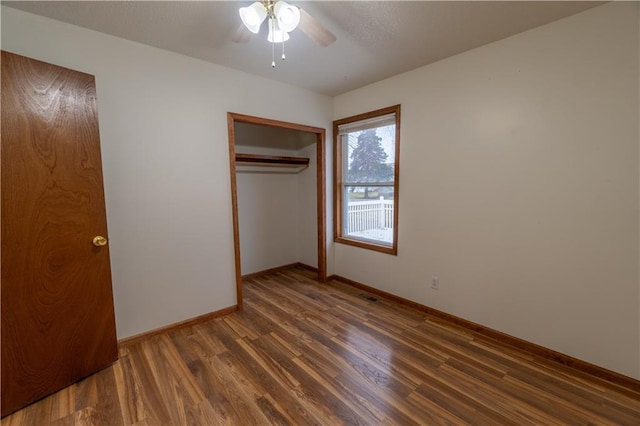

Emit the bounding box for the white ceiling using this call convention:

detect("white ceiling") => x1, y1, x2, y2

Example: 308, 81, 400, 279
3, 1, 603, 96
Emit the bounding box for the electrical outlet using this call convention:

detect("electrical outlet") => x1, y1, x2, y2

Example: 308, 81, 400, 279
431, 276, 439, 290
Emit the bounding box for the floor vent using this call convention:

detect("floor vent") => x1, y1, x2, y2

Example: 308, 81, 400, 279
359, 293, 378, 302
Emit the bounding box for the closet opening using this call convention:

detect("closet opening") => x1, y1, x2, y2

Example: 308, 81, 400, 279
227, 113, 326, 309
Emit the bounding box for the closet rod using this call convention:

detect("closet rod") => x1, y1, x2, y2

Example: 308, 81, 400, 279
235, 153, 310, 167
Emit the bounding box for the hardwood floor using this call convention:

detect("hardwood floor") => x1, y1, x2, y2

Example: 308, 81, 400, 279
4, 266, 639, 425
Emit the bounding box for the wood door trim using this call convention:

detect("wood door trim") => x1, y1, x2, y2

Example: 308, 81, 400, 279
328, 274, 640, 392
228, 113, 325, 134
333, 104, 401, 255
227, 112, 328, 310
316, 129, 327, 281
227, 115, 244, 309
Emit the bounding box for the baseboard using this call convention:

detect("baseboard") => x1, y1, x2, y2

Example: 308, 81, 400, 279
118, 305, 238, 348
328, 274, 640, 393
241, 262, 318, 281
296, 262, 318, 273
241, 263, 300, 280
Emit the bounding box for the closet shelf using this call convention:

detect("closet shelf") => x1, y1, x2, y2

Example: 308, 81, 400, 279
235, 153, 309, 173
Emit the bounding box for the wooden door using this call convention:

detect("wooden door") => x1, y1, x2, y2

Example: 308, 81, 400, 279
1, 51, 118, 417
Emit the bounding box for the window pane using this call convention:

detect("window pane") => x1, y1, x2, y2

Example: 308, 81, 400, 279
345, 125, 395, 184
343, 186, 394, 246
334, 104, 400, 254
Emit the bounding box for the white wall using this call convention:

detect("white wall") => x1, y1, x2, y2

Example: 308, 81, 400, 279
235, 146, 300, 275
297, 143, 319, 268
234, 143, 317, 275
334, 2, 640, 379
233, 125, 318, 275
4, 2, 636, 379
1, 6, 333, 339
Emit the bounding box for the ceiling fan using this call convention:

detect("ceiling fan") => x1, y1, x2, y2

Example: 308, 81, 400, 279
232, 0, 336, 67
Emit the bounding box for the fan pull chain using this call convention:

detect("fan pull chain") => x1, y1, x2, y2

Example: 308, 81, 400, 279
271, 19, 276, 68
282, 38, 286, 61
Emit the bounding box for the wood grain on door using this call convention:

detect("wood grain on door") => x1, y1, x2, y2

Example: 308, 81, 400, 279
1, 51, 118, 417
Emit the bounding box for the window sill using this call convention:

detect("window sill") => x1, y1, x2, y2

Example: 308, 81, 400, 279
335, 236, 397, 255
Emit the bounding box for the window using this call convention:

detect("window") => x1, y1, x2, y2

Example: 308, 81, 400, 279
333, 105, 400, 254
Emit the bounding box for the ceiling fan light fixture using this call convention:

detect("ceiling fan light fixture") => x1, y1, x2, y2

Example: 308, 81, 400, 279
239, 2, 267, 34
267, 19, 290, 43
234, 0, 336, 66
274, 1, 300, 33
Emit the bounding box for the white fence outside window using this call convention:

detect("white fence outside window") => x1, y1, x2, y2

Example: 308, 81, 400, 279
346, 197, 394, 243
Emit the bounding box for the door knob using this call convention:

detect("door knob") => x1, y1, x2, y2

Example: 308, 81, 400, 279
93, 236, 108, 247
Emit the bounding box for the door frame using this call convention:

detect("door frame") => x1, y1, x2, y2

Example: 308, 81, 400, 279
227, 112, 327, 309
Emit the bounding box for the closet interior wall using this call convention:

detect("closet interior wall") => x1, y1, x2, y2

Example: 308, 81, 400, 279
234, 123, 317, 275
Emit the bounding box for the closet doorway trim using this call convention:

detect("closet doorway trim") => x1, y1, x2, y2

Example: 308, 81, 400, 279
227, 112, 327, 309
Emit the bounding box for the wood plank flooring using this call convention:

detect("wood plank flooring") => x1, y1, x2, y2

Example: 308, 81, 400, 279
3, 266, 639, 425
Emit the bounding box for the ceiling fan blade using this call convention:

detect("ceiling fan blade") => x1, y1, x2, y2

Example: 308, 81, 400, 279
231, 24, 252, 43
298, 8, 336, 47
